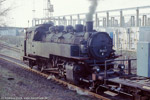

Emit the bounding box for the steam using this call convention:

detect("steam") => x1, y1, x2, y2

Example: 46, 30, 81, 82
86, 0, 98, 21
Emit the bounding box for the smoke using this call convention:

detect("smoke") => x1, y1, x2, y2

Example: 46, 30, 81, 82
86, 0, 98, 21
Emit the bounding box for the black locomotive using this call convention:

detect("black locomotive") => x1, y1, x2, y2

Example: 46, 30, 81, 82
22, 21, 119, 84
21, 21, 150, 99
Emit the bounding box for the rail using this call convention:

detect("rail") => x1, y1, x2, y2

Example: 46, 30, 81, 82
0, 42, 20, 52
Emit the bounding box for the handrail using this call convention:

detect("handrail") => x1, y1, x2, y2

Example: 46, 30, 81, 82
104, 58, 137, 85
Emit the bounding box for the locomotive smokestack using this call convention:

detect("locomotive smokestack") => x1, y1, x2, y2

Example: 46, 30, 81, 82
86, 21, 93, 32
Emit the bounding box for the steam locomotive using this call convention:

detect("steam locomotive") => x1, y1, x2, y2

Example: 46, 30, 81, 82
21, 21, 120, 84
21, 21, 150, 99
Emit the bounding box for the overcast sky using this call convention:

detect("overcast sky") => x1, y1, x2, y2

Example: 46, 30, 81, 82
4, 0, 150, 27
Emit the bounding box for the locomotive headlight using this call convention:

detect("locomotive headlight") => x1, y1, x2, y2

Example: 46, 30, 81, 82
118, 64, 125, 71
121, 66, 125, 69
96, 68, 100, 72
93, 66, 101, 73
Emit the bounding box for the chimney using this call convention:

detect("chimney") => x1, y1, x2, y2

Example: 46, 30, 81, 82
84, 21, 93, 40
86, 21, 93, 32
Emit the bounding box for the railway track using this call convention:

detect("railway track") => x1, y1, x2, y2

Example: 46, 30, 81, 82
0, 41, 20, 52
0, 54, 112, 100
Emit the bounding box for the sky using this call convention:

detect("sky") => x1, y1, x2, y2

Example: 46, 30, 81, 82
3, 0, 150, 27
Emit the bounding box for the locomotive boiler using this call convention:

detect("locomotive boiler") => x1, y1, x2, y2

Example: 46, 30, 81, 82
21, 21, 119, 85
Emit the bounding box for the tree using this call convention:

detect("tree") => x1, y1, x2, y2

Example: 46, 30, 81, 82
0, 0, 11, 26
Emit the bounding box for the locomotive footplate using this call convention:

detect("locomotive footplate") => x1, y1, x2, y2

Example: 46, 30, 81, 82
107, 76, 150, 92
